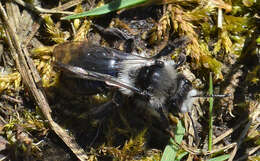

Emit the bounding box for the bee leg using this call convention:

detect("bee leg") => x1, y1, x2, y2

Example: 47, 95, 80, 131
87, 101, 115, 119
188, 112, 200, 146
92, 24, 134, 52
174, 52, 186, 69
87, 92, 123, 120
87, 93, 122, 146
89, 119, 103, 146
157, 107, 170, 130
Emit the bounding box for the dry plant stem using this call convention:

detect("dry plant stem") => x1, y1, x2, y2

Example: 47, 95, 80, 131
54, 0, 83, 11
249, 102, 260, 121
248, 122, 260, 137
23, 22, 41, 47
179, 141, 236, 155
0, 95, 23, 104
228, 145, 238, 161
213, 118, 248, 145
5, 1, 39, 48
0, 115, 7, 124
5, 3, 20, 30
0, 2, 88, 161
248, 145, 260, 156
14, 0, 74, 14
186, 154, 194, 161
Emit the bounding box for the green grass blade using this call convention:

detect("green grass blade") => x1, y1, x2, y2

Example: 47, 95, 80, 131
175, 151, 188, 161
208, 72, 214, 151
161, 119, 185, 161
62, 0, 148, 20
256, 36, 260, 43
208, 154, 230, 161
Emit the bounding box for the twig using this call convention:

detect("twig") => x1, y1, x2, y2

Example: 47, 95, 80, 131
0, 115, 7, 124
0, 2, 88, 161
249, 102, 260, 121
22, 22, 42, 47
13, 0, 74, 14
248, 145, 260, 156
54, 0, 83, 11
179, 141, 236, 155
228, 144, 237, 161
0, 95, 23, 104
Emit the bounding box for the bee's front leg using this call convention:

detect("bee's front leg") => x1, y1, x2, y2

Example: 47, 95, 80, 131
156, 107, 171, 130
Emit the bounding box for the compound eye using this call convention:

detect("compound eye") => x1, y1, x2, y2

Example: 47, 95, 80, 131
183, 78, 191, 85
151, 72, 160, 84
155, 60, 164, 67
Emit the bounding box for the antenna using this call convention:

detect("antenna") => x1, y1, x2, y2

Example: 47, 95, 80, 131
192, 93, 231, 98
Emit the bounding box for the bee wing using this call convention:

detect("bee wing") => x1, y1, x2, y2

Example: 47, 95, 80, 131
55, 62, 149, 97
54, 42, 149, 77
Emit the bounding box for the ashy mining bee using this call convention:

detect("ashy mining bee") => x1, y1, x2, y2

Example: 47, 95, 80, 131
53, 37, 198, 116
51, 24, 231, 146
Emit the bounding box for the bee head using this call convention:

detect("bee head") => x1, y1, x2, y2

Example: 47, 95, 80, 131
165, 74, 198, 113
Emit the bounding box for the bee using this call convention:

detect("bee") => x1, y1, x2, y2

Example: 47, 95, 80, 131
53, 32, 233, 146
51, 24, 232, 147
53, 37, 198, 117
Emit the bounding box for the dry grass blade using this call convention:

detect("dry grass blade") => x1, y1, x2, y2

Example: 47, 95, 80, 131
0, 95, 23, 104
0, 2, 88, 161
179, 141, 236, 155
13, 0, 74, 14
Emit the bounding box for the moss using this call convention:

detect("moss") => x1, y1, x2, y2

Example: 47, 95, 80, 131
246, 65, 260, 85
0, 71, 21, 94
99, 129, 148, 160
